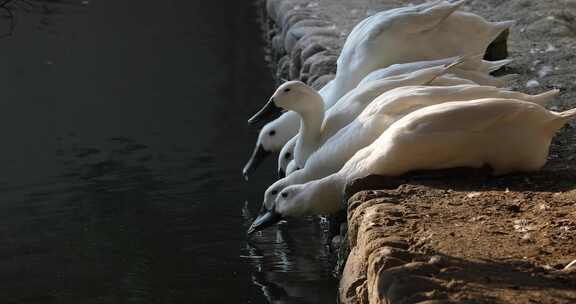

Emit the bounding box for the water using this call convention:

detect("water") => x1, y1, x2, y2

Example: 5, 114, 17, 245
0, 0, 337, 303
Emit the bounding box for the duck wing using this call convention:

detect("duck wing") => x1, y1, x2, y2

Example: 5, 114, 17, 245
403, 99, 538, 135
370, 0, 464, 37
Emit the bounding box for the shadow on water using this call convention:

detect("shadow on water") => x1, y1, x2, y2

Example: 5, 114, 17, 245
0, 0, 337, 303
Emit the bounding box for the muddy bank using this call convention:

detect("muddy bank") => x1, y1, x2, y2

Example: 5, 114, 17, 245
260, 0, 576, 303
340, 169, 576, 303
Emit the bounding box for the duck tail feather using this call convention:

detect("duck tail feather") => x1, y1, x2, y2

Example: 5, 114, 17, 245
487, 20, 515, 42
531, 89, 560, 106
443, 53, 484, 71
484, 58, 514, 73
457, 53, 490, 71
425, 0, 465, 23
557, 107, 576, 120
451, 54, 512, 72
404, 0, 464, 34
422, 54, 473, 85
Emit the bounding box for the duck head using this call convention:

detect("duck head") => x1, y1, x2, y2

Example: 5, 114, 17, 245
246, 203, 283, 236
247, 178, 341, 234
277, 139, 295, 178
247, 183, 308, 235
248, 98, 283, 129
248, 81, 320, 127
263, 179, 287, 211
242, 120, 294, 180
246, 179, 289, 235
285, 160, 300, 176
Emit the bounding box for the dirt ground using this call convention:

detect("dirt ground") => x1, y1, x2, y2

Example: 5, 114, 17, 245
464, 0, 576, 171
340, 168, 576, 303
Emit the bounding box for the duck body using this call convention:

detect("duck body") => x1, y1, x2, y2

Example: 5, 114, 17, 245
348, 98, 573, 177
260, 85, 558, 212
245, 0, 513, 177
270, 98, 576, 220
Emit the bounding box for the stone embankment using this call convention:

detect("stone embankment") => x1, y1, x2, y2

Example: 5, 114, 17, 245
340, 169, 576, 303
260, 0, 576, 303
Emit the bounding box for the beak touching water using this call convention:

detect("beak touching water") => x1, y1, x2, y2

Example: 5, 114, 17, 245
247, 208, 283, 235
242, 144, 271, 180
247, 98, 283, 128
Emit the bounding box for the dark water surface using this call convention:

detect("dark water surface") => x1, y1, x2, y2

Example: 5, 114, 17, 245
0, 0, 337, 303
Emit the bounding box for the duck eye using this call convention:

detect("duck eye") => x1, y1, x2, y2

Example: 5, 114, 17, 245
268, 130, 276, 136
283, 88, 291, 93
284, 152, 291, 159
281, 192, 288, 198
271, 190, 278, 195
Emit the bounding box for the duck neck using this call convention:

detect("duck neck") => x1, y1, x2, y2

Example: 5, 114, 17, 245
295, 93, 325, 164
322, 76, 353, 108
285, 168, 306, 185
304, 174, 345, 215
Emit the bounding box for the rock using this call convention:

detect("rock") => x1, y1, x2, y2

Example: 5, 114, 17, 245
289, 33, 338, 79
283, 18, 333, 43
307, 53, 337, 84
374, 263, 440, 303
526, 79, 540, 88
279, 8, 317, 37
299, 51, 336, 83
301, 42, 327, 62
284, 25, 338, 52
265, 0, 284, 22
276, 55, 291, 81
271, 33, 286, 54
310, 73, 335, 90
385, 276, 445, 304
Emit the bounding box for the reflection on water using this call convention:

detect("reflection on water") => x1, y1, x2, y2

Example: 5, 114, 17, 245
0, 0, 337, 303
242, 219, 337, 303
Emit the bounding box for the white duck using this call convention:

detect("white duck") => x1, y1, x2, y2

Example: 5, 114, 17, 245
275, 56, 513, 176
258, 85, 559, 213
243, 0, 514, 178
248, 98, 576, 232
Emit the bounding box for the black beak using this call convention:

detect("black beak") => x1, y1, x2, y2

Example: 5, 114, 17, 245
278, 168, 286, 178
247, 98, 283, 128
242, 144, 271, 180
247, 209, 283, 235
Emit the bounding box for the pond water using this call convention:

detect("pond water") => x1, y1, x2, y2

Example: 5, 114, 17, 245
0, 0, 337, 303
